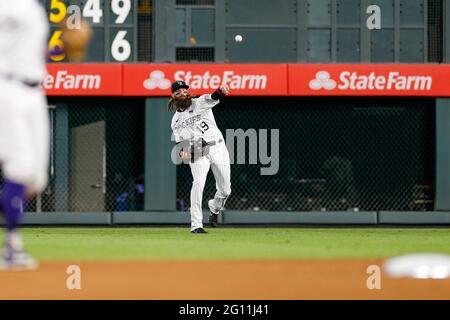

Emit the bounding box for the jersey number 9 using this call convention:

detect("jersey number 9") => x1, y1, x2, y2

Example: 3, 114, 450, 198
198, 121, 209, 134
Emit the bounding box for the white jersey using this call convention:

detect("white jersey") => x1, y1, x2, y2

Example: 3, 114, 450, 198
0, 0, 50, 194
171, 94, 224, 144
0, 0, 49, 82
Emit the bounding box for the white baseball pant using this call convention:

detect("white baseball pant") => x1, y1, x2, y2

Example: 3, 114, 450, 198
0, 79, 49, 195
189, 141, 231, 230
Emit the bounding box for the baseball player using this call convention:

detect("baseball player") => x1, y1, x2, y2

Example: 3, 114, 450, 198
169, 81, 231, 233
0, 0, 50, 270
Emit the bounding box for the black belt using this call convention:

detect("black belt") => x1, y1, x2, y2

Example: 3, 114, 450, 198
176, 138, 224, 163
189, 138, 224, 163
206, 138, 224, 146
1, 74, 40, 88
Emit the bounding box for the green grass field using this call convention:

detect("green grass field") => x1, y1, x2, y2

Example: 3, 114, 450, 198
20, 227, 450, 261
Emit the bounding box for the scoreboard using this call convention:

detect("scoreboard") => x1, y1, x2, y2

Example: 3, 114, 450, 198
40, 0, 137, 62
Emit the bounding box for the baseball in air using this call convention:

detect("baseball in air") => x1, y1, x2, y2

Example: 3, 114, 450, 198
235, 35, 243, 42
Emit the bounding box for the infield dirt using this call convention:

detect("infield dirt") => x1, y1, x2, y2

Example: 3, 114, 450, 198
1, 259, 449, 299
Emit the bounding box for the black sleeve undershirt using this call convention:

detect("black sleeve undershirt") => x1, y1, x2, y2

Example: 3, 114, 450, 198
211, 89, 225, 101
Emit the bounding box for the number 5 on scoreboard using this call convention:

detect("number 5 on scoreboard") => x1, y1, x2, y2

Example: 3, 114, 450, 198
49, 0, 67, 24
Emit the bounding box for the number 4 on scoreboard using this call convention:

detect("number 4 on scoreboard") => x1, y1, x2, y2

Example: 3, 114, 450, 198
83, 0, 103, 24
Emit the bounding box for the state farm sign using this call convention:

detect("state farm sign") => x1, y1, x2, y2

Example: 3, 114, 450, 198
142, 69, 267, 91
309, 70, 432, 91
173, 70, 268, 89
289, 64, 449, 96
45, 64, 122, 96
338, 71, 432, 91
44, 71, 102, 90
123, 64, 287, 96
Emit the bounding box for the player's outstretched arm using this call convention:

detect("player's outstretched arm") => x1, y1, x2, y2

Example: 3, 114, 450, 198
211, 85, 230, 100
196, 85, 231, 111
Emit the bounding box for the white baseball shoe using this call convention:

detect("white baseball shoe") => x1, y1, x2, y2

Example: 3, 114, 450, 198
0, 246, 39, 271
0, 235, 39, 271
0, 251, 39, 271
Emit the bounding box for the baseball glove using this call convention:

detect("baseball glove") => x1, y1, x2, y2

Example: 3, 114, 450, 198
177, 139, 210, 163
60, 18, 93, 62
190, 138, 210, 162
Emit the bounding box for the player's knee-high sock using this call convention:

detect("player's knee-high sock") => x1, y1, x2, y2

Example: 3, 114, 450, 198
210, 194, 229, 214
209, 158, 231, 214
1, 180, 26, 232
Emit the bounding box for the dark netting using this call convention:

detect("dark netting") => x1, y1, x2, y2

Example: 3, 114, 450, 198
177, 97, 435, 212
176, 0, 215, 5
25, 98, 146, 213
176, 47, 215, 62
138, 0, 154, 61
427, 0, 443, 63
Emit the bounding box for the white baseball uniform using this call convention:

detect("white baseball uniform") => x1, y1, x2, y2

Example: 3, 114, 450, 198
0, 0, 50, 194
171, 94, 231, 231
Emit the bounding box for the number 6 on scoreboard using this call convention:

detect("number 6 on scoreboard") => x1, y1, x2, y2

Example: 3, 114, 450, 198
111, 30, 131, 61
48, 30, 65, 62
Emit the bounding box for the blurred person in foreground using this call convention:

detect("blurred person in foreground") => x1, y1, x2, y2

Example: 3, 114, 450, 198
0, 0, 92, 270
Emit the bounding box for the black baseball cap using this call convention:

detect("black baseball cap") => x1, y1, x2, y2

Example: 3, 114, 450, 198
171, 80, 189, 93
